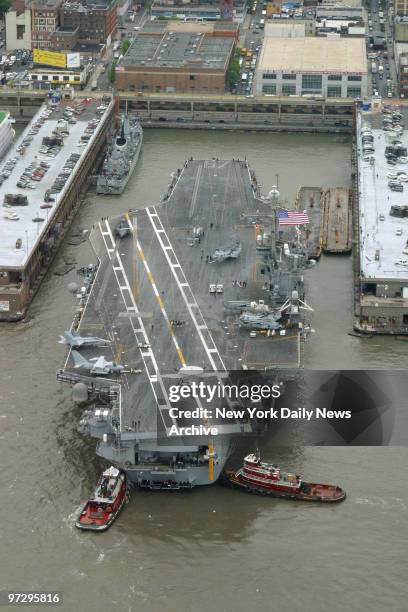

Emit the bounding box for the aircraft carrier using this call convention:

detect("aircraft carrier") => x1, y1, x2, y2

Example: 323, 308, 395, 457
58, 159, 312, 488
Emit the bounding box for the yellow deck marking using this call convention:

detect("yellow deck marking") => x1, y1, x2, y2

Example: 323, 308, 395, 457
135, 241, 186, 367
115, 343, 123, 363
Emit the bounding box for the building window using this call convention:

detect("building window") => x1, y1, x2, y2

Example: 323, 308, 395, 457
263, 73, 276, 79
282, 84, 296, 95
327, 86, 342, 98
63, 76, 69, 81
189, 75, 196, 81
17, 25, 25, 40
328, 74, 342, 81
348, 75, 362, 82
347, 86, 361, 98
52, 75, 59, 81
262, 84, 276, 94
302, 74, 322, 90
282, 74, 296, 80
42, 75, 48, 81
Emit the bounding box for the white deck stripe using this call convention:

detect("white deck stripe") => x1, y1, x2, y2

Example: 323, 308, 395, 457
135, 236, 186, 365
99, 220, 175, 422
146, 207, 226, 372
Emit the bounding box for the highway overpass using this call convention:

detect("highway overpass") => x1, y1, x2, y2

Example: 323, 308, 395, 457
0, 88, 354, 131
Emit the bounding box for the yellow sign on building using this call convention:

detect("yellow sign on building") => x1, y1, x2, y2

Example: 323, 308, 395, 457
33, 49, 67, 69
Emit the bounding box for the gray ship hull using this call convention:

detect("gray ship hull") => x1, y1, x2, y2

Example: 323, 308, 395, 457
97, 118, 142, 195
97, 436, 232, 487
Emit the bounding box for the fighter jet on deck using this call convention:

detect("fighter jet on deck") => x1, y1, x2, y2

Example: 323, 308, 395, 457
71, 350, 124, 375
59, 330, 111, 348
239, 311, 282, 330
209, 241, 242, 263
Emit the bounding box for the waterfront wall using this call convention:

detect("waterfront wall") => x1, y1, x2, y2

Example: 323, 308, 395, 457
0, 89, 354, 132
119, 95, 354, 132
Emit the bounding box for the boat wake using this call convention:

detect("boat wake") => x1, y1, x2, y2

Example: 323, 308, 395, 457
355, 497, 407, 510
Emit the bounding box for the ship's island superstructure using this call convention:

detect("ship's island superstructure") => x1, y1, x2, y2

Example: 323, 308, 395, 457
58, 159, 312, 488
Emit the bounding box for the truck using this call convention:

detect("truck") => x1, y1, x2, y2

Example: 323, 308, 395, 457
372, 61, 377, 74
91, 80, 98, 90
379, 11, 383, 18
378, 65, 384, 74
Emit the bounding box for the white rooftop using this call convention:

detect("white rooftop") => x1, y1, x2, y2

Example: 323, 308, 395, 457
357, 107, 408, 280
0, 98, 112, 269
258, 37, 367, 74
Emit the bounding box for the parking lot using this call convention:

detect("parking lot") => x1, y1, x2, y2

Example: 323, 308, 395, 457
0, 48, 33, 87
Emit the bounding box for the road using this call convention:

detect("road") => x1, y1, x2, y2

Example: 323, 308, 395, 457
234, 1, 266, 95
368, 0, 398, 99
96, 5, 148, 91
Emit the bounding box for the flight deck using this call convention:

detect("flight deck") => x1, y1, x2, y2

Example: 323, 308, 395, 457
59, 159, 305, 485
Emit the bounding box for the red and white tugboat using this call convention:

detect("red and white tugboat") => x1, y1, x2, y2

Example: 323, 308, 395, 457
76, 466, 129, 531
221, 453, 346, 503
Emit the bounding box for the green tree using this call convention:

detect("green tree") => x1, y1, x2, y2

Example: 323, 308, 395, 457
227, 54, 241, 88
0, 0, 11, 15
109, 60, 117, 84
122, 38, 131, 54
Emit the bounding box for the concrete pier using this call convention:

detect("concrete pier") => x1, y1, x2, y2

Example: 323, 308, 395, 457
0, 95, 114, 321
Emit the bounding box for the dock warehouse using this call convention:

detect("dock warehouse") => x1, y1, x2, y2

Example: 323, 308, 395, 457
355, 106, 408, 334
115, 22, 238, 94
254, 37, 368, 99
0, 96, 114, 321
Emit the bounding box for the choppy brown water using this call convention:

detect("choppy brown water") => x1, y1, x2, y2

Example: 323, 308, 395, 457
0, 130, 406, 612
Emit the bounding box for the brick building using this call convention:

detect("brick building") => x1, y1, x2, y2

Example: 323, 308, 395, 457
31, 0, 63, 50
115, 22, 238, 94
29, 0, 117, 51
61, 0, 117, 47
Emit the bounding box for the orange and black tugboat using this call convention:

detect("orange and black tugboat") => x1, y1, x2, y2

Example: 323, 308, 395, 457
221, 453, 346, 503
76, 466, 129, 531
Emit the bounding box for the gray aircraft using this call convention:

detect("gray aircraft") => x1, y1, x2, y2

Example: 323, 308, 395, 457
115, 218, 132, 239
209, 241, 242, 263
59, 330, 110, 348
71, 350, 125, 375
239, 311, 282, 330
223, 300, 252, 312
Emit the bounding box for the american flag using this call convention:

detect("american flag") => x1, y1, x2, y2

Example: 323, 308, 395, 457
278, 210, 310, 226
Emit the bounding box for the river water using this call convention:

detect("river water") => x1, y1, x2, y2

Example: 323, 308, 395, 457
0, 130, 407, 612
